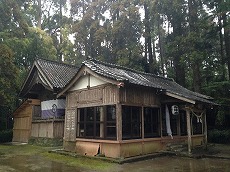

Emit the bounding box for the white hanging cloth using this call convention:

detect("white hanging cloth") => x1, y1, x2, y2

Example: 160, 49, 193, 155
165, 105, 173, 138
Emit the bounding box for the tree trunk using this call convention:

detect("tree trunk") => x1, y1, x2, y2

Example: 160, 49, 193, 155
188, 0, 202, 92
58, 0, 63, 62
192, 62, 202, 93
223, 13, 230, 80
157, 14, 165, 76
218, 14, 226, 80
37, 0, 42, 29
144, 2, 156, 74
171, 2, 186, 87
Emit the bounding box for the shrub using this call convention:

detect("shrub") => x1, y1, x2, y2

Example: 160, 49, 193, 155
208, 129, 230, 144
0, 130, 13, 143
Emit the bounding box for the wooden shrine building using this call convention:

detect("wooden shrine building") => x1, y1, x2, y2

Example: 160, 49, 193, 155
58, 58, 215, 158
13, 59, 78, 144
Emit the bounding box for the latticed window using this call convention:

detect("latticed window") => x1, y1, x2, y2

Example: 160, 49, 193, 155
144, 107, 160, 138
122, 106, 142, 140
76, 105, 116, 139
32, 105, 41, 120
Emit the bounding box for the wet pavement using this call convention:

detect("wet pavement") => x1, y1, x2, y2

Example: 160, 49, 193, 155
0, 144, 230, 172
0, 155, 83, 172
1, 154, 230, 172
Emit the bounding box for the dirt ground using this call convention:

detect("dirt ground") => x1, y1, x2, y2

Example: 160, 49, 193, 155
0, 143, 229, 172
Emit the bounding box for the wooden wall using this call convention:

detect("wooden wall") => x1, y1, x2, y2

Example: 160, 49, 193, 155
120, 86, 160, 106
12, 99, 40, 143
67, 84, 118, 108
31, 120, 64, 138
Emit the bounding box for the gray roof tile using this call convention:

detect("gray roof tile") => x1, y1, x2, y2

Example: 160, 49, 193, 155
36, 59, 79, 88
19, 59, 79, 97
83, 58, 214, 104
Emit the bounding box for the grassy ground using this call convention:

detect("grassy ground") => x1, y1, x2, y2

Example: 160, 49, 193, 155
0, 144, 114, 171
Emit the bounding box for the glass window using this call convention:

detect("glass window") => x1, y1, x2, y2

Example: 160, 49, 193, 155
76, 105, 116, 140
32, 105, 41, 120
106, 105, 116, 139
122, 106, 141, 140
144, 107, 160, 138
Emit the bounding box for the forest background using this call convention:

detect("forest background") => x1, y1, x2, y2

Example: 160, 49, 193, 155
0, 0, 229, 141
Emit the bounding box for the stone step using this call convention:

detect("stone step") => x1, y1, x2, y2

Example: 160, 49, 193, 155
166, 143, 187, 152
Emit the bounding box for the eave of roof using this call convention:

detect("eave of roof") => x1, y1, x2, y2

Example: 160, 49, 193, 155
80, 58, 215, 105
57, 58, 215, 105
19, 58, 79, 98
57, 65, 123, 98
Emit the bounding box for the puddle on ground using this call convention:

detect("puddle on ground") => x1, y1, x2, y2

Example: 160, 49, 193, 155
0, 155, 229, 172
0, 155, 86, 172
120, 156, 230, 172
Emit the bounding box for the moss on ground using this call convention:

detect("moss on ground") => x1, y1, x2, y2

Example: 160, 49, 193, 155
43, 151, 113, 171
0, 144, 114, 171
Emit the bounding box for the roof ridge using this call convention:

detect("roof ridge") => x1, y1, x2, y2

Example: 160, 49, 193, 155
36, 58, 78, 68
85, 58, 173, 82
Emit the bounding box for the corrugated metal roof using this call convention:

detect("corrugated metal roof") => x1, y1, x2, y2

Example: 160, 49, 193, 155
83, 58, 214, 104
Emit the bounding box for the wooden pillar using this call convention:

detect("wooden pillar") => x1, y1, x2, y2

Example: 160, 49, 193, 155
116, 103, 122, 141
141, 107, 144, 139
186, 108, 192, 154
204, 110, 208, 149
160, 108, 163, 137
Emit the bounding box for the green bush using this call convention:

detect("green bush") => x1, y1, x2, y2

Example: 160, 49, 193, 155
0, 130, 13, 143
208, 129, 230, 144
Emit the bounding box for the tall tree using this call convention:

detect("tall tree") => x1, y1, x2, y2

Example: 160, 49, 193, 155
0, 44, 19, 107
143, 0, 157, 74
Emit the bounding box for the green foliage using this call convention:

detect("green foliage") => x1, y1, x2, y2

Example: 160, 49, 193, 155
28, 137, 63, 147
0, 44, 19, 106
70, 0, 143, 70
0, 0, 229, 131
203, 81, 230, 104
203, 81, 230, 128
208, 129, 230, 144
0, 130, 13, 143
3, 27, 57, 70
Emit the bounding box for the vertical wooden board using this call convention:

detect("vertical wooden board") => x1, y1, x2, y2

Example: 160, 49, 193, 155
38, 123, 48, 137
65, 109, 76, 141
103, 85, 118, 104
47, 122, 53, 138
76, 141, 100, 156
143, 141, 163, 154
53, 121, 64, 138
119, 87, 126, 103
120, 143, 142, 158
186, 109, 192, 154
12, 130, 19, 142
119, 87, 160, 105
116, 104, 122, 141
101, 143, 120, 158
31, 123, 39, 137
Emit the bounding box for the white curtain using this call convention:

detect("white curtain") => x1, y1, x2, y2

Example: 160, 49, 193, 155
165, 105, 172, 137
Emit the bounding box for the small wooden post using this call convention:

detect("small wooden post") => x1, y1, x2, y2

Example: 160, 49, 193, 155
186, 108, 192, 154
116, 103, 122, 141
204, 110, 208, 150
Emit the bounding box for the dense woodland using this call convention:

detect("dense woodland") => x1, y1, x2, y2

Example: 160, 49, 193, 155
0, 0, 229, 130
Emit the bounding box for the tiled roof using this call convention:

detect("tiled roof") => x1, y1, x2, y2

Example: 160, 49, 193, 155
19, 58, 79, 97
83, 58, 214, 104
36, 59, 79, 88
